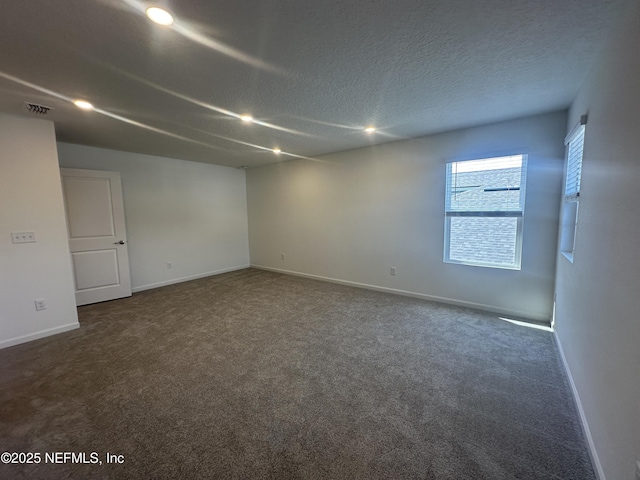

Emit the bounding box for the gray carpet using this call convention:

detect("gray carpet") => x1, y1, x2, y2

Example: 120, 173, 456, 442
0, 268, 594, 479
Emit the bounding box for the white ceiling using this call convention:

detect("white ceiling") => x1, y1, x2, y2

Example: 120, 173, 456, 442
0, 0, 630, 168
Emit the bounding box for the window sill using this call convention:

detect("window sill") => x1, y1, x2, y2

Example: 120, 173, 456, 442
561, 251, 574, 263
444, 258, 521, 271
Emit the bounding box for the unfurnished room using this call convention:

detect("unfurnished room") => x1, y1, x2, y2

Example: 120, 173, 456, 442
1, 1, 639, 479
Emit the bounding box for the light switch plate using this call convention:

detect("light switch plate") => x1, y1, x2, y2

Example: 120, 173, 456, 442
12, 232, 36, 243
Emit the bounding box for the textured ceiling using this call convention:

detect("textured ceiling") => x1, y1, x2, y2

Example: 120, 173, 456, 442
0, 0, 631, 167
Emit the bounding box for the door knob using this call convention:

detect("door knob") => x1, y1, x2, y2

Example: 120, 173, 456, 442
114, 240, 125, 245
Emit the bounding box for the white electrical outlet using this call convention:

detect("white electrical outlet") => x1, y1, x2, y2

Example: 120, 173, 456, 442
281, 253, 285, 260
12, 232, 36, 244
167, 262, 173, 269
390, 267, 396, 276
34, 299, 46, 311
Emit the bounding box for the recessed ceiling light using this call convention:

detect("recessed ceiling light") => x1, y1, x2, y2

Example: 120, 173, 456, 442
146, 6, 174, 26
273, 148, 281, 154
73, 100, 94, 110
364, 126, 376, 134
240, 115, 254, 123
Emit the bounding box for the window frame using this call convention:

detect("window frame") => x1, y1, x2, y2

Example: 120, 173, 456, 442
443, 154, 528, 270
560, 115, 587, 262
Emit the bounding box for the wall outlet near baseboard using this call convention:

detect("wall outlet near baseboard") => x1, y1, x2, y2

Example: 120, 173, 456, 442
281, 253, 285, 260
390, 267, 396, 276
34, 298, 46, 311
167, 262, 173, 269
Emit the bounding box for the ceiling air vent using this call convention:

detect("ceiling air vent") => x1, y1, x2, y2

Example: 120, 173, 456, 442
25, 102, 52, 115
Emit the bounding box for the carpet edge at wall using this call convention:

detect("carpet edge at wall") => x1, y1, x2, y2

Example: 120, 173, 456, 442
251, 264, 550, 323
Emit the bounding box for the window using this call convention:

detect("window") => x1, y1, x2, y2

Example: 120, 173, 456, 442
560, 115, 587, 262
444, 154, 527, 269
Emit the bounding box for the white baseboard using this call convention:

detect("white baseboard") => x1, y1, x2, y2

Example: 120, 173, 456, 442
132, 265, 250, 293
0, 322, 80, 350
251, 264, 550, 322
554, 332, 605, 480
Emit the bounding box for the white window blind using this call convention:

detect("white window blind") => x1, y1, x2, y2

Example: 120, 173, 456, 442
564, 116, 587, 200
560, 115, 587, 261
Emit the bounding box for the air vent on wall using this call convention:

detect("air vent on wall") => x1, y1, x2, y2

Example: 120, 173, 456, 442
25, 102, 52, 115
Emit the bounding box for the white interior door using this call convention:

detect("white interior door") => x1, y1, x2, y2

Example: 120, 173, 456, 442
61, 168, 132, 306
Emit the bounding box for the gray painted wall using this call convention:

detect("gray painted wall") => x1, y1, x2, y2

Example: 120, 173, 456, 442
57, 143, 250, 292
247, 111, 566, 321
554, 2, 640, 479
